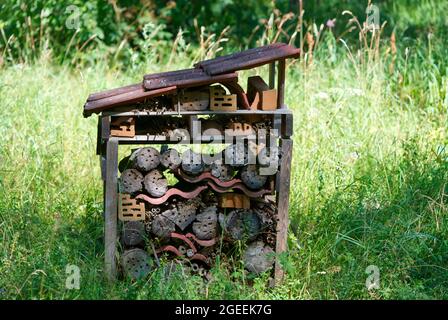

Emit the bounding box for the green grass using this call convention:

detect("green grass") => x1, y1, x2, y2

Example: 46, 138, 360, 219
0, 30, 447, 299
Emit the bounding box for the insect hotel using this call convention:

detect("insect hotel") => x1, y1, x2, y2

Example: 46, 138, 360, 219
83, 43, 299, 284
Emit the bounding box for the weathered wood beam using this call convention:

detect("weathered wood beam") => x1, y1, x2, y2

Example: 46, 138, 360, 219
83, 86, 177, 117
104, 137, 119, 282
275, 138, 293, 285
87, 83, 142, 102
277, 59, 286, 109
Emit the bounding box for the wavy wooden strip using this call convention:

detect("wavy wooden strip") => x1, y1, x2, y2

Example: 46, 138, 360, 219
156, 245, 182, 257
135, 185, 207, 205
175, 168, 243, 189
185, 233, 217, 247
207, 180, 271, 198
170, 232, 197, 253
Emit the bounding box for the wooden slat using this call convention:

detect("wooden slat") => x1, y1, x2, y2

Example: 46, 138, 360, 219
87, 83, 142, 102
83, 86, 177, 117
198, 44, 300, 75
195, 43, 286, 69
104, 137, 119, 282
143, 68, 202, 80
282, 113, 293, 138
277, 59, 286, 109
143, 71, 237, 91
269, 62, 276, 89
275, 138, 293, 285
102, 108, 292, 117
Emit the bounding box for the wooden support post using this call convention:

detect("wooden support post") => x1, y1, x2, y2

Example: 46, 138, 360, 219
104, 137, 119, 282
269, 62, 276, 89
277, 59, 286, 109
272, 113, 282, 193
275, 138, 293, 285
100, 116, 110, 181
189, 115, 200, 144
282, 113, 293, 138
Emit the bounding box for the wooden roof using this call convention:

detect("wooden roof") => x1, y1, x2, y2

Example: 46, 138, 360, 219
83, 43, 299, 117
143, 69, 237, 91
194, 43, 300, 75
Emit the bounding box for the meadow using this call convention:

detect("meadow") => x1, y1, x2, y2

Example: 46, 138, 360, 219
0, 1, 447, 299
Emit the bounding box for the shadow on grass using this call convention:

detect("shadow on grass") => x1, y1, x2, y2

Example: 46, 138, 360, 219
287, 138, 448, 299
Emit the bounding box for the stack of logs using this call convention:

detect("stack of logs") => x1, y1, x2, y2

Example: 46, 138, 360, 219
117, 144, 280, 280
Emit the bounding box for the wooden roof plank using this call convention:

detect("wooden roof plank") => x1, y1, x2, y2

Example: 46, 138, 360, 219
83, 86, 177, 117
197, 43, 300, 75
194, 43, 286, 69
143, 68, 203, 81
143, 72, 238, 91
87, 83, 143, 102
83, 44, 299, 117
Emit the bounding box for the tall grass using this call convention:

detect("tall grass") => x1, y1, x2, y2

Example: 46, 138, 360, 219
0, 2, 447, 299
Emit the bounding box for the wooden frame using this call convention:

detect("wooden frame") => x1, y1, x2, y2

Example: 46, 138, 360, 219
97, 59, 293, 284
99, 112, 293, 284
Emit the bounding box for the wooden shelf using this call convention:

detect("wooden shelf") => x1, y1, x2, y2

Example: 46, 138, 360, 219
102, 107, 292, 117
114, 134, 260, 145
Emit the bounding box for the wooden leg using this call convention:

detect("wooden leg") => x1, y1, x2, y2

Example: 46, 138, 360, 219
275, 138, 293, 285
104, 137, 119, 282
269, 62, 276, 89
277, 59, 286, 109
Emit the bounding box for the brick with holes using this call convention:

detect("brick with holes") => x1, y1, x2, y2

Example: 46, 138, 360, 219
118, 194, 146, 221
210, 85, 237, 111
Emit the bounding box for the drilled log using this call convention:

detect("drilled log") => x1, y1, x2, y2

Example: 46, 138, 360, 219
119, 169, 144, 194
121, 248, 154, 280
162, 199, 199, 231
224, 144, 248, 167
224, 210, 261, 241
258, 145, 279, 169
179, 88, 210, 111
211, 160, 234, 181
181, 149, 204, 175
244, 241, 275, 274
151, 215, 175, 239
122, 221, 145, 246
144, 170, 168, 198
192, 206, 218, 240
241, 165, 268, 190
133, 147, 160, 172
160, 148, 182, 171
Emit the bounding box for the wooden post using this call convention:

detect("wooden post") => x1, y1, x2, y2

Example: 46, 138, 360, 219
100, 116, 110, 181
104, 137, 119, 282
269, 62, 276, 89
277, 59, 286, 109
274, 138, 293, 285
